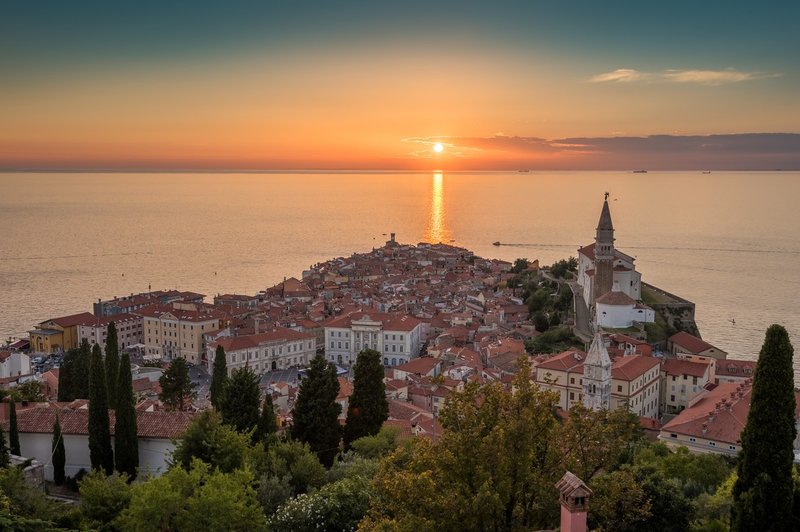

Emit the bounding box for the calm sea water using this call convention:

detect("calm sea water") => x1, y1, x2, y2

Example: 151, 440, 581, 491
2, 171, 799, 374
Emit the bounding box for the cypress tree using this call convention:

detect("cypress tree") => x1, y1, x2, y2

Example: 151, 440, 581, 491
219, 367, 261, 434
58, 347, 78, 402
255, 393, 277, 442
343, 349, 389, 450
0, 421, 9, 467
209, 345, 228, 410
52, 413, 66, 485
74, 339, 91, 399
9, 398, 20, 456
291, 354, 341, 467
88, 342, 114, 474
732, 324, 796, 531
105, 322, 119, 409
114, 352, 138, 480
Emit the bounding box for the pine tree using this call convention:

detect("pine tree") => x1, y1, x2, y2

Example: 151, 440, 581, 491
343, 349, 388, 450
88, 342, 114, 474
52, 413, 66, 485
114, 352, 138, 480
291, 355, 341, 467
105, 322, 120, 409
219, 367, 260, 434
158, 358, 196, 411
732, 324, 796, 531
255, 393, 277, 442
209, 345, 228, 410
9, 398, 20, 456
74, 339, 92, 399
0, 420, 9, 467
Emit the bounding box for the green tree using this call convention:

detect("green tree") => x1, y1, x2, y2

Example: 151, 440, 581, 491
114, 352, 138, 480
291, 355, 341, 467
8, 399, 20, 456
158, 358, 196, 411
52, 413, 66, 485
9, 381, 45, 403
58, 347, 78, 402
209, 345, 228, 410
255, 394, 277, 442
363, 359, 565, 530
533, 311, 550, 332
733, 324, 797, 531
589, 468, 651, 532
270, 475, 372, 532
510, 258, 529, 274
348, 426, 400, 460
89, 342, 114, 474
343, 349, 388, 450
75, 339, 92, 398
78, 470, 131, 531
0, 421, 9, 468
170, 410, 250, 473
105, 322, 119, 409
219, 366, 260, 434
117, 459, 266, 532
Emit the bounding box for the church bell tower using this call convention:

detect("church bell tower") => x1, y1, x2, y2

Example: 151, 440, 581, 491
583, 333, 612, 411
593, 193, 615, 303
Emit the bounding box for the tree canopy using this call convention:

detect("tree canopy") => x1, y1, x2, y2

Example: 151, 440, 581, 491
290, 355, 341, 467
171, 410, 250, 474
105, 322, 120, 410
343, 349, 388, 450
88, 342, 114, 474
733, 324, 798, 530
114, 352, 139, 480
209, 345, 228, 410
159, 358, 196, 411
219, 367, 261, 435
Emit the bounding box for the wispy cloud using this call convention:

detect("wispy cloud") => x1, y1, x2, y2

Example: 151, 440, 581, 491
589, 68, 781, 85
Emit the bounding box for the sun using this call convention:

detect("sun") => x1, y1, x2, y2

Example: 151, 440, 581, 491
433, 142, 444, 153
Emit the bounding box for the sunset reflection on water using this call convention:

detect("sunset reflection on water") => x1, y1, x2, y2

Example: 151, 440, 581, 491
425, 172, 452, 244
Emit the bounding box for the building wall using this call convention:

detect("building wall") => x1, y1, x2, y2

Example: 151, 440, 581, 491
0, 352, 31, 378
325, 322, 422, 366
18, 432, 176, 481
215, 337, 316, 375
29, 330, 64, 354
596, 303, 635, 328
78, 316, 144, 352
144, 316, 220, 364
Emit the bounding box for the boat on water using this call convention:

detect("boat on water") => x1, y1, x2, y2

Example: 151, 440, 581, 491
517, 169, 530, 173
632, 170, 648, 174
492, 241, 501, 246
702, 170, 712, 174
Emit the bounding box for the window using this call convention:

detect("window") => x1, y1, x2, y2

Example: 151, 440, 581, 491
709, 441, 716, 447
617, 385, 622, 392
670, 433, 677, 439
570, 392, 575, 400
570, 377, 575, 384
692, 376, 698, 385
729, 445, 736, 450
670, 395, 675, 401
689, 437, 696, 442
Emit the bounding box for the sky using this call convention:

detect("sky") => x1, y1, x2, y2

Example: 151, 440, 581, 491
2, 1, 799, 170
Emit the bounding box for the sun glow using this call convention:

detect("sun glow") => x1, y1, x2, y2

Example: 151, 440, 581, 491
433, 142, 444, 153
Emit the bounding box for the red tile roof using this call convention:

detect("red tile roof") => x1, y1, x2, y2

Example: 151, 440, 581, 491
535, 349, 586, 372
662, 358, 711, 378
611, 355, 660, 381
596, 290, 636, 306
1, 407, 195, 439
716, 359, 756, 377
669, 331, 719, 354
39, 312, 97, 328
211, 327, 314, 352
394, 357, 439, 375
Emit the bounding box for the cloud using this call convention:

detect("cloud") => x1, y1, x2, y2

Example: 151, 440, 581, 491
589, 68, 781, 85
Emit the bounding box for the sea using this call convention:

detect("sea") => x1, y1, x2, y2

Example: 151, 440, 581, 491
2, 171, 799, 377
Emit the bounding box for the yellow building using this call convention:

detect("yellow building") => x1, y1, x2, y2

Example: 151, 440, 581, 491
137, 303, 224, 364
29, 312, 96, 354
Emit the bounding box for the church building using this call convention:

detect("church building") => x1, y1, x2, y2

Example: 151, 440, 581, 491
576, 194, 654, 330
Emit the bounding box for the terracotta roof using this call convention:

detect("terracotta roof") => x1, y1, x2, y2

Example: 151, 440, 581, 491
577, 243, 635, 263
394, 357, 439, 375
535, 349, 586, 372
337, 377, 353, 401
39, 312, 96, 328
211, 327, 314, 352
669, 331, 719, 354
1, 407, 195, 439
611, 355, 660, 381
596, 290, 636, 306
325, 311, 421, 332
661, 382, 758, 444
662, 358, 710, 378
716, 359, 756, 377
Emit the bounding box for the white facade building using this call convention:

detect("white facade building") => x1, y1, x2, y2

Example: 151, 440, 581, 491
595, 282, 655, 329
324, 311, 423, 366
77, 313, 144, 352
208, 327, 316, 375
0, 351, 31, 378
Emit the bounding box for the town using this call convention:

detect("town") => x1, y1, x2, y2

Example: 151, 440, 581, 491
0, 195, 799, 530
2, 194, 779, 487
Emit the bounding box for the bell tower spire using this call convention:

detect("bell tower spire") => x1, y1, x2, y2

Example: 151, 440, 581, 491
593, 193, 615, 302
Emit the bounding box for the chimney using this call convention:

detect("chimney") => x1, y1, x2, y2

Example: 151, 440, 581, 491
556, 472, 592, 532
701, 423, 708, 436
390, 232, 396, 243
